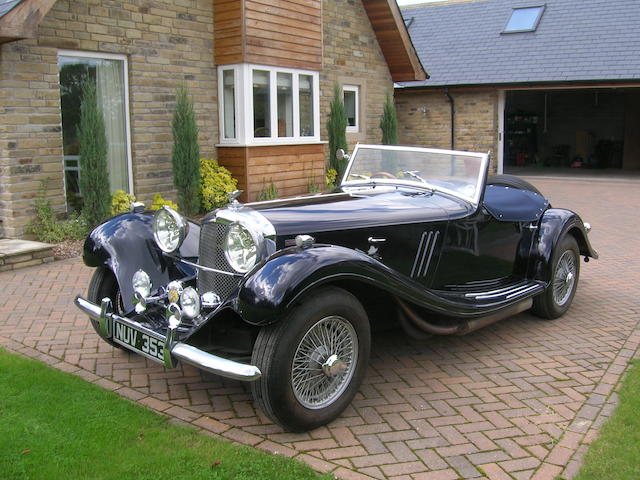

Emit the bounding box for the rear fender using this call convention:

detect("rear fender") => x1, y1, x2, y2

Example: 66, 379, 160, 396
530, 208, 598, 283
82, 212, 199, 311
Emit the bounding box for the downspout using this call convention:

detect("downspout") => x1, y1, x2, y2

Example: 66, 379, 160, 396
444, 88, 455, 149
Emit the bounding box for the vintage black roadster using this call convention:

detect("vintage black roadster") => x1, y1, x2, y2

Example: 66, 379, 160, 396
75, 145, 597, 431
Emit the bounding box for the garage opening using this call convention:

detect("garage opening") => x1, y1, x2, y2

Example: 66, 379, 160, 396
503, 88, 640, 175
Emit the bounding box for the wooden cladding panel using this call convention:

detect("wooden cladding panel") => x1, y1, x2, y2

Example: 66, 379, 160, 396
219, 144, 325, 201
217, 147, 248, 200
244, 0, 322, 70
213, 0, 244, 65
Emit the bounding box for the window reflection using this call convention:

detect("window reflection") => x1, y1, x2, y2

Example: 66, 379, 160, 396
253, 70, 270, 137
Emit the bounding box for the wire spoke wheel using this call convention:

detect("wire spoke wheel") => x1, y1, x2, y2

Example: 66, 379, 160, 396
552, 250, 576, 306
291, 316, 358, 409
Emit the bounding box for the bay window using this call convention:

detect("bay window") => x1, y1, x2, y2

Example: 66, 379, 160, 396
218, 64, 320, 145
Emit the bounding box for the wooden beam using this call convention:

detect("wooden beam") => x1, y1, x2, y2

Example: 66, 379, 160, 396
362, 0, 427, 82
0, 0, 57, 44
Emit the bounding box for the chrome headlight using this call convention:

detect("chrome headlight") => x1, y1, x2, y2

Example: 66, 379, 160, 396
153, 206, 188, 253
224, 223, 258, 273
180, 287, 201, 319
132, 270, 152, 298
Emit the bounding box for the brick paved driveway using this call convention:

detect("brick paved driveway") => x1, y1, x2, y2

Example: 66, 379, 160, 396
1, 178, 639, 480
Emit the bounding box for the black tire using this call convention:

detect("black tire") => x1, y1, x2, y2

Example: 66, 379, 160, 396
87, 267, 126, 349
532, 235, 580, 319
487, 174, 542, 196
251, 287, 370, 432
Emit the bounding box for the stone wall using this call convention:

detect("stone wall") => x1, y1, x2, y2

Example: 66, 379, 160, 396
396, 88, 500, 172
321, 0, 394, 154
0, 0, 218, 238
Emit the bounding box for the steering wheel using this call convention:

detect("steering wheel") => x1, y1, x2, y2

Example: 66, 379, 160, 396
371, 171, 397, 179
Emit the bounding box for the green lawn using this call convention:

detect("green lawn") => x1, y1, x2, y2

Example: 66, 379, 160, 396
0, 348, 330, 480
574, 359, 640, 480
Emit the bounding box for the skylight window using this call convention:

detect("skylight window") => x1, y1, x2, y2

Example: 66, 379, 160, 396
503, 6, 545, 33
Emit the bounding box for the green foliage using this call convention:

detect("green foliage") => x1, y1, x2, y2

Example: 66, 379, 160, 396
26, 180, 89, 243
78, 79, 110, 227
171, 84, 201, 216
327, 83, 348, 179
574, 359, 640, 480
111, 190, 136, 216
380, 92, 398, 145
307, 177, 319, 194
325, 168, 338, 189
150, 194, 179, 211
0, 348, 332, 480
257, 179, 278, 201
200, 158, 238, 211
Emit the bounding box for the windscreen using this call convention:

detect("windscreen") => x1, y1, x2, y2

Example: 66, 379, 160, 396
344, 146, 487, 204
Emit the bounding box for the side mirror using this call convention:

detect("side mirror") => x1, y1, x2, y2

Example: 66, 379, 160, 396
336, 148, 350, 161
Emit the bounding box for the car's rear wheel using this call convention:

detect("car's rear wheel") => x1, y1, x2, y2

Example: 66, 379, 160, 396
486, 174, 542, 195
87, 267, 126, 349
251, 287, 370, 432
532, 235, 580, 319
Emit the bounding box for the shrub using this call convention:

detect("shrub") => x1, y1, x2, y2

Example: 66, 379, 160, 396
150, 194, 179, 211
200, 158, 237, 212
26, 180, 90, 243
171, 84, 200, 216
325, 168, 338, 189
78, 79, 110, 226
111, 190, 136, 216
327, 83, 348, 179
257, 179, 278, 201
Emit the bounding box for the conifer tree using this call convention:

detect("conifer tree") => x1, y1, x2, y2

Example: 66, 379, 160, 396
172, 84, 200, 216
380, 92, 398, 145
327, 83, 348, 179
78, 79, 110, 226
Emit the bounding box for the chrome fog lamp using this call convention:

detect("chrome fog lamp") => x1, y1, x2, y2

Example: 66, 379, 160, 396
180, 287, 201, 319
132, 269, 152, 298
153, 206, 188, 253
224, 223, 258, 273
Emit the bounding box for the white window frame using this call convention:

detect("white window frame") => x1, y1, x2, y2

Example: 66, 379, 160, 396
217, 63, 321, 146
343, 85, 359, 133
58, 50, 134, 194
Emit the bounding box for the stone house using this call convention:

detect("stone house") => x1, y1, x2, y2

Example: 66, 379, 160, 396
396, 0, 640, 175
0, 0, 425, 238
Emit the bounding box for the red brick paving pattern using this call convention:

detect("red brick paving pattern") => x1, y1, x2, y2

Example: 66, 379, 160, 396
1, 178, 639, 480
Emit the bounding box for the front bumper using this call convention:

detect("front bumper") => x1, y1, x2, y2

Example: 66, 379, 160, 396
75, 296, 261, 382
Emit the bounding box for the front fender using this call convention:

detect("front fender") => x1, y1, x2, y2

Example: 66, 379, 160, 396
233, 245, 523, 327
530, 208, 598, 283
82, 212, 200, 311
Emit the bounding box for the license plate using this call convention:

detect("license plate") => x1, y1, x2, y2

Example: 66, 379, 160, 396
112, 319, 165, 363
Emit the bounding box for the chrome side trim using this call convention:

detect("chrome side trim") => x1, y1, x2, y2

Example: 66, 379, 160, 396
411, 230, 440, 278
74, 296, 261, 382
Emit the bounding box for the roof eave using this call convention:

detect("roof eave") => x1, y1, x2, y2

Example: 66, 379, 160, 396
362, 0, 428, 82
0, 0, 57, 44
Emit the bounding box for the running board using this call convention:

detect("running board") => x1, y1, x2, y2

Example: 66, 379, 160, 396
437, 280, 545, 305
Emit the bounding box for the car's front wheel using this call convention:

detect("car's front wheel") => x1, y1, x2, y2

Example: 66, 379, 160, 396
532, 235, 580, 319
251, 287, 370, 431
87, 266, 126, 349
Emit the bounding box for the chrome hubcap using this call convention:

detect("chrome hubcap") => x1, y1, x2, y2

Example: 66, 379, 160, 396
553, 250, 577, 306
291, 316, 358, 409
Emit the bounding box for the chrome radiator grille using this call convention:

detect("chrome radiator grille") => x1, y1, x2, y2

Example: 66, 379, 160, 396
197, 221, 241, 301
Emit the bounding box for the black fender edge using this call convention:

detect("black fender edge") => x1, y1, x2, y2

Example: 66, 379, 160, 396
233, 245, 544, 327
82, 212, 200, 311
530, 208, 598, 283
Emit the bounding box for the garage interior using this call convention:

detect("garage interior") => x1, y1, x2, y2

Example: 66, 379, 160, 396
504, 88, 640, 175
